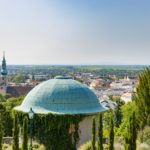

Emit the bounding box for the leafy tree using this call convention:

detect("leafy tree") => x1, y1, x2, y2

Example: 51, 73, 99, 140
11, 74, 26, 83
91, 118, 96, 150
98, 114, 103, 150
133, 67, 150, 128
12, 113, 19, 150
1, 97, 24, 137
5, 96, 24, 110
115, 102, 136, 137
0, 94, 6, 102
108, 113, 114, 150
22, 116, 28, 150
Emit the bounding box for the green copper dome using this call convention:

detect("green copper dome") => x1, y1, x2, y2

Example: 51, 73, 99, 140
15, 76, 106, 114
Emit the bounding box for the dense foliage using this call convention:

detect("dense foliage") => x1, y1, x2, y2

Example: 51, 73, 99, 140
34, 114, 84, 150
11, 74, 27, 83
1, 96, 24, 136
115, 102, 136, 137
16, 111, 84, 150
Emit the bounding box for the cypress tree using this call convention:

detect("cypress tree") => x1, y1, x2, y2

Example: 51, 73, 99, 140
0, 120, 3, 150
133, 67, 150, 128
91, 117, 96, 150
124, 111, 137, 150
22, 116, 28, 150
108, 114, 114, 150
98, 113, 103, 150
12, 113, 19, 150
124, 120, 132, 150
73, 122, 79, 150
131, 112, 137, 150
114, 99, 123, 127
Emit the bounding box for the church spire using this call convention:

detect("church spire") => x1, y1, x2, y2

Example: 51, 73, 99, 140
1, 51, 8, 76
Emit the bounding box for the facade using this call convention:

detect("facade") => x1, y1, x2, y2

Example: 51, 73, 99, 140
15, 76, 106, 146
121, 92, 132, 103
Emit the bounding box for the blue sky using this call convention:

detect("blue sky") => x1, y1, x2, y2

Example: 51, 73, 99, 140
0, 0, 150, 65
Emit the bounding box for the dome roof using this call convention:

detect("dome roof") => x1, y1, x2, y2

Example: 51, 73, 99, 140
15, 76, 106, 114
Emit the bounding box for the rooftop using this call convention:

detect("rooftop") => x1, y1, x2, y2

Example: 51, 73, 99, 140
15, 76, 106, 114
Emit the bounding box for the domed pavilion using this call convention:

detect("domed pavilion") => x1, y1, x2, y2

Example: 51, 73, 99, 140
15, 76, 106, 149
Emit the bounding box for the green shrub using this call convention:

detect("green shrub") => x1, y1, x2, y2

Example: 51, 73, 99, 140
78, 141, 92, 150
3, 144, 9, 149
38, 144, 46, 150
33, 143, 40, 149
78, 141, 99, 150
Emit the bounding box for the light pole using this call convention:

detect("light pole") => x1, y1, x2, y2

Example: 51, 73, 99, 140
28, 108, 34, 150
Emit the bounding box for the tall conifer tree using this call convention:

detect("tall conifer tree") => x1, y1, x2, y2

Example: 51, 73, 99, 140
12, 113, 19, 150
91, 118, 96, 150
0, 120, 3, 150
22, 116, 28, 150
98, 113, 103, 150
124, 112, 137, 150
108, 113, 114, 150
133, 67, 150, 128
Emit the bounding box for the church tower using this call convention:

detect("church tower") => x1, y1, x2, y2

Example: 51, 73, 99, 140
1, 52, 8, 77
0, 52, 8, 94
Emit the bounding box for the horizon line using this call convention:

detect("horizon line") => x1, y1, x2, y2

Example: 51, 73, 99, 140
6, 64, 149, 66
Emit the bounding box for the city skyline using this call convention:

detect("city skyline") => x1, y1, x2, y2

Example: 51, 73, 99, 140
0, 0, 150, 65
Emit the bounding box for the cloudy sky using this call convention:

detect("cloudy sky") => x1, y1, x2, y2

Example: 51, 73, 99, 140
0, 0, 150, 65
